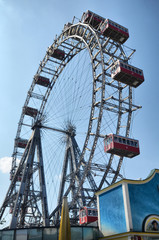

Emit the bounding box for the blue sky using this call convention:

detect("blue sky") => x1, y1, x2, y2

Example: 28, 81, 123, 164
0, 0, 159, 206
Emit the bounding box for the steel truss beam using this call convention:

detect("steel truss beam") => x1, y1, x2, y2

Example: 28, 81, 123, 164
0, 126, 49, 229
51, 133, 97, 224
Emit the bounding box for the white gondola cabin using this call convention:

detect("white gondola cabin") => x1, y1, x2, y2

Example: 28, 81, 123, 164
104, 133, 140, 158
23, 106, 38, 118
48, 48, 65, 60
82, 10, 105, 29
34, 75, 50, 87
111, 60, 144, 87
100, 19, 129, 44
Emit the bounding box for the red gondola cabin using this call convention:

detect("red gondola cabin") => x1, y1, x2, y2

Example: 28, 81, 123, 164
100, 19, 129, 44
48, 48, 65, 60
79, 207, 98, 225
104, 134, 140, 158
23, 106, 38, 118
10, 208, 13, 214
15, 138, 28, 149
111, 60, 144, 88
17, 175, 22, 182
64, 22, 72, 31
82, 10, 105, 29
34, 75, 50, 87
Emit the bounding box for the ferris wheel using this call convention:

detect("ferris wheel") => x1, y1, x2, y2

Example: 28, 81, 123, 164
0, 10, 144, 228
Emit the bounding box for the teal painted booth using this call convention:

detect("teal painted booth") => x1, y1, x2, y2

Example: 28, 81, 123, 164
96, 169, 159, 237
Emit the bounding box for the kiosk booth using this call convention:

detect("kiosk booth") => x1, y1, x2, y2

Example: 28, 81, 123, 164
96, 169, 159, 240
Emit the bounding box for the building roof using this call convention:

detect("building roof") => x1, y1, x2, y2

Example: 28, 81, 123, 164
96, 169, 159, 196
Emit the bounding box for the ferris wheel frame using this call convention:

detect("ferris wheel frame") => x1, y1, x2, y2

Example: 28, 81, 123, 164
0, 14, 142, 228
